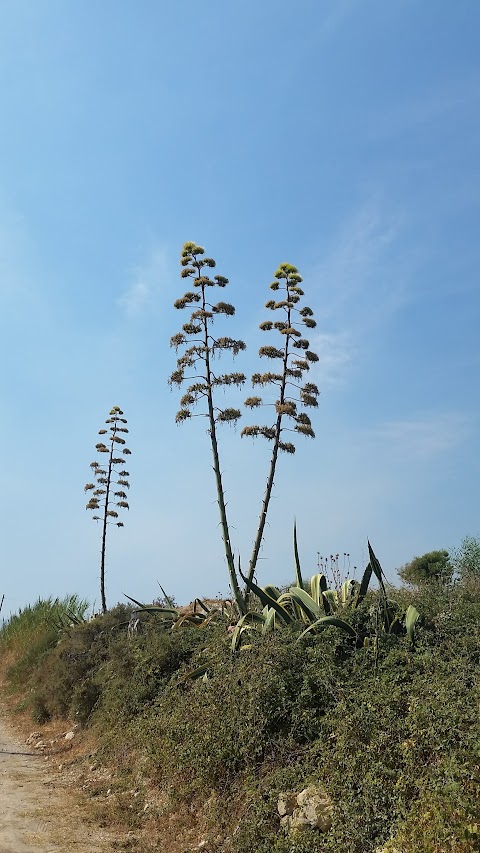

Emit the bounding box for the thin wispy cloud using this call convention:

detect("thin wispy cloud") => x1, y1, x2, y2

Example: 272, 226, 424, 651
309, 199, 409, 383
118, 245, 168, 317
315, 200, 404, 320
311, 331, 353, 385
370, 413, 472, 461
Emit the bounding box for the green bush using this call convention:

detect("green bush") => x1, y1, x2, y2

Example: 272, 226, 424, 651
398, 549, 451, 586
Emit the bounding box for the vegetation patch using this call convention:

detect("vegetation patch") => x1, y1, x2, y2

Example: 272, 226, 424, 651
1, 540, 479, 851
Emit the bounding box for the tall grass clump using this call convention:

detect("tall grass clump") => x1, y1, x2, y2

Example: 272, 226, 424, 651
0, 595, 88, 689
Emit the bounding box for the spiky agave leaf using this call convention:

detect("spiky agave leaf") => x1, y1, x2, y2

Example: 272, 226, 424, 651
178, 664, 209, 684
297, 616, 357, 641
287, 587, 323, 621
405, 604, 420, 646
123, 593, 179, 618
322, 588, 338, 615
341, 579, 356, 605
262, 606, 277, 635
310, 573, 328, 608
262, 585, 281, 601
157, 583, 176, 610
355, 562, 373, 608
293, 521, 304, 590
239, 570, 297, 625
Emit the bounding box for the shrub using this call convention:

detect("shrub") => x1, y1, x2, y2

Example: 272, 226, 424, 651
398, 549, 451, 586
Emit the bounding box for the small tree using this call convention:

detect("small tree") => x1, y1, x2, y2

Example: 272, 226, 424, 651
450, 536, 480, 585
242, 263, 319, 590
398, 550, 451, 587
85, 406, 131, 613
170, 242, 246, 612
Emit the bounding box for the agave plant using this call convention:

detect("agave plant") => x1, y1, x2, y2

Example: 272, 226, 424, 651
123, 590, 234, 633
231, 531, 420, 651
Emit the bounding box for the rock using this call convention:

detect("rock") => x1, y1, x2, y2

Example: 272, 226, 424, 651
376, 847, 403, 853
277, 791, 298, 817
278, 783, 334, 834
26, 732, 41, 745
290, 807, 312, 833
64, 731, 75, 741
297, 784, 333, 832
34, 740, 45, 750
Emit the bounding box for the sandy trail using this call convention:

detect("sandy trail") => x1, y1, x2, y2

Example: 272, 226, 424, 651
0, 716, 113, 853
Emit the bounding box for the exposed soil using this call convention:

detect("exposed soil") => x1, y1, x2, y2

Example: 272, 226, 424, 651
0, 711, 116, 853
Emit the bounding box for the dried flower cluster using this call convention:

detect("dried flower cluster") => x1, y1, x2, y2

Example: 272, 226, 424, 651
169, 241, 246, 426
242, 262, 319, 451
85, 406, 131, 612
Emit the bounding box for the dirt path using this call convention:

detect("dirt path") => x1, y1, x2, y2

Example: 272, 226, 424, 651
0, 716, 115, 853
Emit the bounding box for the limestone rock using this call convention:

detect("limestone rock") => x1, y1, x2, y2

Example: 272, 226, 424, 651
277, 791, 298, 817
297, 784, 333, 831
290, 807, 312, 833
278, 782, 333, 834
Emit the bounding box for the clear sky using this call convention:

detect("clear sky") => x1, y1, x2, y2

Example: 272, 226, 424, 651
1, 0, 479, 618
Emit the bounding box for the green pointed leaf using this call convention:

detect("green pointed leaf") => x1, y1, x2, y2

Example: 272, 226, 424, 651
310, 573, 328, 608
297, 616, 357, 641
157, 583, 176, 610
239, 570, 297, 625
124, 594, 178, 618
355, 563, 372, 607
262, 607, 277, 635
323, 589, 338, 614
293, 520, 304, 590
288, 586, 323, 621
263, 585, 281, 601
123, 593, 148, 609
236, 611, 267, 628
178, 664, 209, 684
231, 622, 259, 652
405, 605, 420, 645
341, 579, 356, 605
367, 541, 387, 593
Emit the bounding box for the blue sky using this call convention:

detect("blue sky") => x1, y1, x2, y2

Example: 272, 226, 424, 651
1, 0, 479, 617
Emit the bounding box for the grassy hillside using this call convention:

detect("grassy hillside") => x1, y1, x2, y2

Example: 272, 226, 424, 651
1, 562, 479, 852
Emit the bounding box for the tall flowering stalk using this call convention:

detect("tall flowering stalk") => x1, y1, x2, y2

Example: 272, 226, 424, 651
170, 242, 246, 613
242, 263, 319, 592
84, 406, 131, 613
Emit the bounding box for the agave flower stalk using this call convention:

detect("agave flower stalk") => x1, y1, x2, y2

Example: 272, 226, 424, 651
242, 263, 319, 595
170, 242, 247, 614
85, 406, 131, 613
